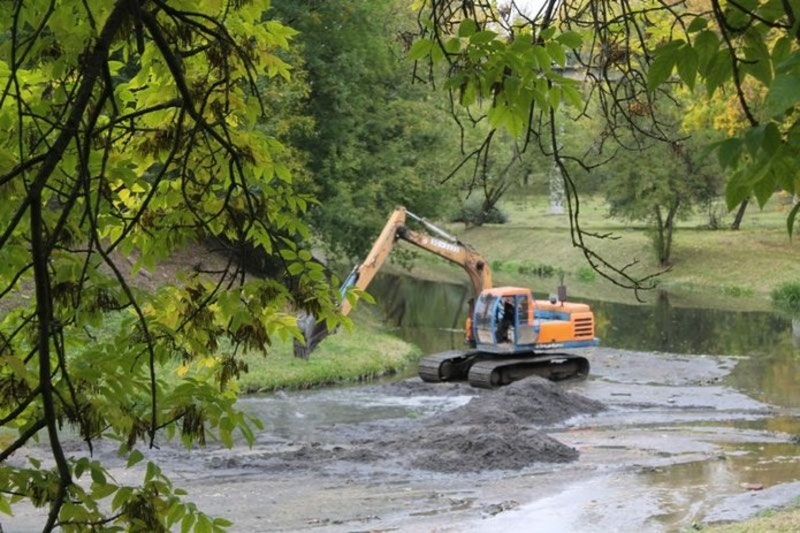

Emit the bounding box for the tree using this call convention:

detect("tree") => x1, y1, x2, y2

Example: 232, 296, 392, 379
412, 0, 800, 294
0, 1, 341, 530
272, 0, 463, 259
605, 137, 721, 266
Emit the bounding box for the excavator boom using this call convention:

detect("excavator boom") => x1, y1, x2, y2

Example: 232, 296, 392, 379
294, 207, 491, 357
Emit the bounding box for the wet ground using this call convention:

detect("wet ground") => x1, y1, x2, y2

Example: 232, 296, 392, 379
9, 346, 799, 532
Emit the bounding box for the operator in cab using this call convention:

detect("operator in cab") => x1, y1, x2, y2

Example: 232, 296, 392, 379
496, 296, 515, 343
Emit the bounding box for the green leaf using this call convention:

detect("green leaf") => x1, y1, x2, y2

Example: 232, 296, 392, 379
90, 466, 106, 485
775, 50, 800, 74
458, 18, 478, 38
762, 122, 781, 156
562, 85, 583, 109
91, 483, 118, 500
470, 30, 497, 45
705, 50, 733, 97
279, 248, 297, 260
127, 449, 144, 467
788, 202, 800, 238
546, 42, 567, 67
540, 27, 556, 40
725, 173, 751, 210
145, 461, 159, 482
753, 167, 778, 208
182, 513, 196, 533
694, 31, 719, 73
444, 37, 461, 54
287, 262, 304, 276
687, 17, 708, 33
0, 495, 12, 516
716, 138, 742, 169
555, 31, 582, 49
196, 514, 213, 533
744, 125, 765, 156
548, 86, 561, 110
275, 163, 291, 183
647, 45, 679, 91
772, 37, 792, 64
764, 74, 800, 116
408, 39, 433, 61
532, 46, 550, 72
676, 46, 698, 90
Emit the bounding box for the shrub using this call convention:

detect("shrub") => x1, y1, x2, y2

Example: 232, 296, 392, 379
517, 262, 556, 278
450, 197, 508, 226
771, 282, 800, 317
721, 285, 754, 298
575, 265, 597, 283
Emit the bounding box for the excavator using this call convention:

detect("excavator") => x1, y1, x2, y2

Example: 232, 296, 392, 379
294, 207, 598, 388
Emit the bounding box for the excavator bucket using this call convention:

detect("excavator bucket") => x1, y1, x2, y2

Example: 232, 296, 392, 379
293, 311, 331, 358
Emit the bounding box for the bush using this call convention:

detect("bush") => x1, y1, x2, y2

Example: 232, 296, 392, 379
517, 262, 556, 278
450, 197, 508, 226
575, 265, 597, 283
771, 282, 800, 317
721, 285, 754, 298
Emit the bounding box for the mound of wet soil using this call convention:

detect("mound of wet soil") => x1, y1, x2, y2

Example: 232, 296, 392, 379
344, 376, 605, 472
437, 375, 606, 427
207, 376, 606, 474
390, 376, 604, 472
408, 423, 578, 472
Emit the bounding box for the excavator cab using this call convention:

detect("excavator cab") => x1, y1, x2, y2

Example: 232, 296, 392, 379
473, 288, 533, 352
471, 287, 599, 354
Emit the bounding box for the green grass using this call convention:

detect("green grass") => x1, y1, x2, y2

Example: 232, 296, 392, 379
397, 193, 799, 309
234, 312, 421, 393
701, 501, 800, 532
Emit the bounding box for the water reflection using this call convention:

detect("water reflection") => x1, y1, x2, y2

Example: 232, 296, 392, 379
367, 273, 800, 407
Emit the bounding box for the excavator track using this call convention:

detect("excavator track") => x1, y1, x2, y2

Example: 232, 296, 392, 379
418, 350, 481, 383
467, 353, 590, 389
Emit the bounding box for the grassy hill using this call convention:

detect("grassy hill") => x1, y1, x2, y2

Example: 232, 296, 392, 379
394, 194, 799, 310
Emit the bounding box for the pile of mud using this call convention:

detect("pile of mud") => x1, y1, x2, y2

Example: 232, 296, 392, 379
396, 376, 605, 472
436, 375, 605, 427
206, 376, 606, 474
407, 423, 579, 472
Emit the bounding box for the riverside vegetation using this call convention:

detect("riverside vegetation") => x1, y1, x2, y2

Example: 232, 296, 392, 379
398, 194, 799, 309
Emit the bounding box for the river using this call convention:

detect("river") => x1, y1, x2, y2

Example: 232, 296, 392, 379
7, 272, 800, 532
367, 272, 800, 409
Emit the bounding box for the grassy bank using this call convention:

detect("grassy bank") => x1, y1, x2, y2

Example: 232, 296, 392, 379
396, 194, 799, 309
703, 502, 800, 532
234, 311, 420, 393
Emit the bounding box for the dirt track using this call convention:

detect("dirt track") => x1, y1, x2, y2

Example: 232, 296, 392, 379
7, 347, 800, 532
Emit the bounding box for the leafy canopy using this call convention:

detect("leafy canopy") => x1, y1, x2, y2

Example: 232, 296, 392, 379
0, 1, 342, 530
412, 0, 800, 293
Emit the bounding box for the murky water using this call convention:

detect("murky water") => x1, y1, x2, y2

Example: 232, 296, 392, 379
12, 273, 799, 532
359, 272, 800, 530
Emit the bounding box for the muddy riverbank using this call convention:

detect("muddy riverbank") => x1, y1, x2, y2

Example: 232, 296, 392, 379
7, 347, 799, 532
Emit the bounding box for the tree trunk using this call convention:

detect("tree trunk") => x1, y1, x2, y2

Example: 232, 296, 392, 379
731, 199, 748, 230
653, 206, 666, 265
661, 200, 680, 266
548, 160, 565, 214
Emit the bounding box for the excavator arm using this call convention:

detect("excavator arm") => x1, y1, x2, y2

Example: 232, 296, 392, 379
293, 207, 492, 357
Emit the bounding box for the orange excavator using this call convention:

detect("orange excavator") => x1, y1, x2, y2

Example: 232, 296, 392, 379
294, 207, 598, 388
